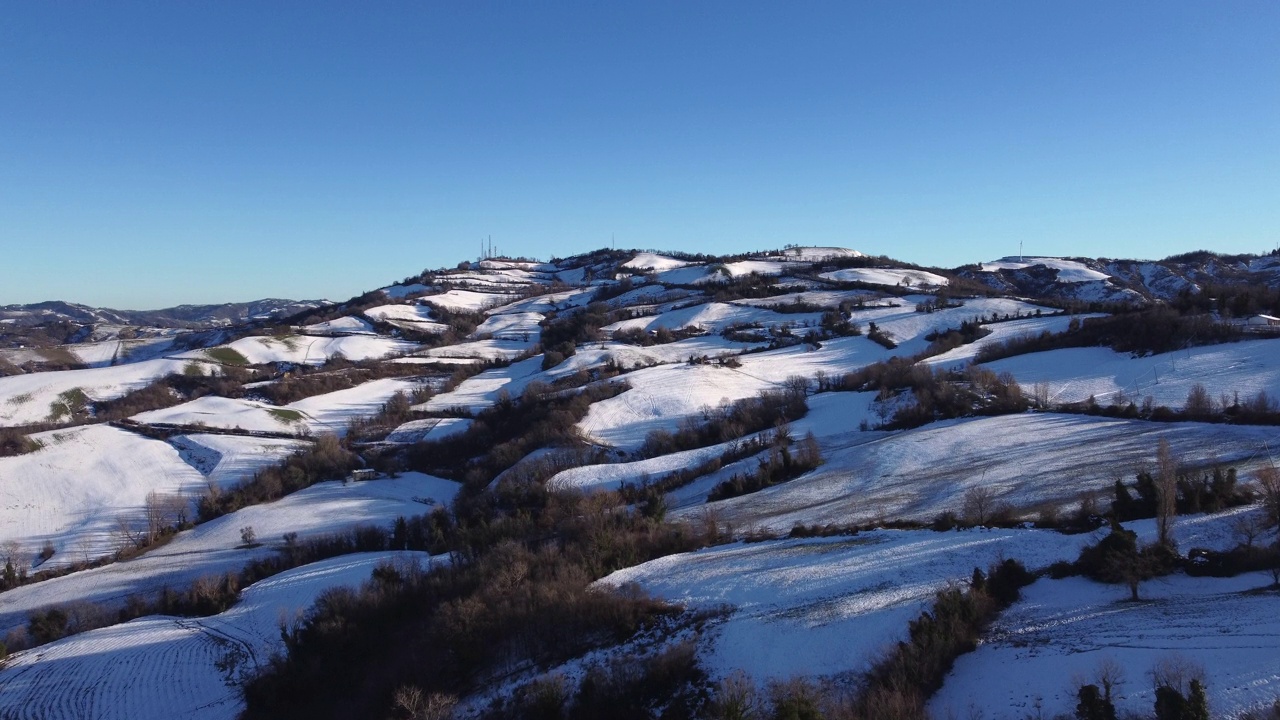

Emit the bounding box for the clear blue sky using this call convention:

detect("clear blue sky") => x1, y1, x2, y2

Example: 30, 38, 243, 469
3, 2, 1277, 309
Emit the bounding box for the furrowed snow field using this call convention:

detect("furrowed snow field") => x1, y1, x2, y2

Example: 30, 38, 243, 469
133, 377, 424, 435
930, 572, 1280, 720
596, 530, 1091, 683
181, 334, 418, 366
686, 413, 1278, 532
0, 552, 434, 720
0, 425, 208, 570
0, 473, 459, 636
0, 358, 218, 426
984, 338, 1280, 408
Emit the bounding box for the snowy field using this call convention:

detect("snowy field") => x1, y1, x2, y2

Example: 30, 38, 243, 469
419, 356, 544, 414
181, 334, 418, 366
166, 434, 309, 491
0, 473, 458, 636
0, 425, 207, 570
820, 267, 949, 288
597, 529, 1090, 683
985, 338, 1280, 409
981, 257, 1111, 283
133, 377, 423, 435
0, 358, 217, 426
922, 313, 1104, 369
688, 413, 1278, 532
0, 552, 434, 720
603, 301, 825, 336
577, 337, 891, 451
385, 416, 473, 444
931, 572, 1280, 720
418, 289, 519, 312
299, 316, 377, 336
362, 304, 448, 333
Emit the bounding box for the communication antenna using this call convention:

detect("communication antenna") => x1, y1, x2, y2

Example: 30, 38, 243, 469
1019, 241, 1023, 263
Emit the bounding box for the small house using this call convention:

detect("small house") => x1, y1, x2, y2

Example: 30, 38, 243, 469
349, 469, 378, 483
1245, 314, 1280, 327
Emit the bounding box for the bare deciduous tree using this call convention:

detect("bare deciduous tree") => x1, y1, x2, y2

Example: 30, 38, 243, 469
962, 485, 997, 526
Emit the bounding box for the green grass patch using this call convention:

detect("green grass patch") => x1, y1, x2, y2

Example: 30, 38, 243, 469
268, 408, 305, 423
7, 392, 33, 406
205, 347, 250, 366
48, 387, 89, 421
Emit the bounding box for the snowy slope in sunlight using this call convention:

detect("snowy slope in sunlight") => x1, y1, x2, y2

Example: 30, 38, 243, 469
0, 473, 458, 636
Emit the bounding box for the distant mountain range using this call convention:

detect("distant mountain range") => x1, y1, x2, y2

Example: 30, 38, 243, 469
0, 298, 330, 331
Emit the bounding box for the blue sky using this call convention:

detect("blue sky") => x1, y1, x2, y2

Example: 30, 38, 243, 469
2, 2, 1277, 309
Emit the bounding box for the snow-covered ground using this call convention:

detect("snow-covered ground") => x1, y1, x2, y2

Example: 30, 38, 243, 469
166, 434, 308, 491
299, 316, 377, 336
0, 473, 458, 636
0, 358, 217, 427
133, 377, 423, 436
932, 572, 1280, 720
597, 529, 1090, 683
418, 289, 519, 312
419, 357, 544, 414
577, 337, 891, 451
180, 334, 417, 366
820, 267, 949, 288
0, 552, 434, 720
0, 425, 208, 571
985, 338, 1280, 409
385, 416, 473, 444
603, 301, 825, 337
690, 412, 1278, 532
362, 304, 448, 334
622, 253, 693, 272
982, 257, 1112, 283
921, 313, 1103, 369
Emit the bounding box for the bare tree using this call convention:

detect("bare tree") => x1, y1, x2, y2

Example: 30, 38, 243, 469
1233, 512, 1269, 548
1095, 656, 1126, 706
963, 485, 996, 526
392, 686, 457, 720
1155, 438, 1178, 548
1257, 465, 1280, 530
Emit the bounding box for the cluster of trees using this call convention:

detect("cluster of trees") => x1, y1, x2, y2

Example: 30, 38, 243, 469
0, 427, 40, 457
405, 381, 628, 490
846, 364, 1027, 431
976, 308, 1241, 364
1074, 656, 1211, 720
707, 430, 822, 502
638, 382, 809, 458
241, 489, 724, 720
198, 434, 358, 520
